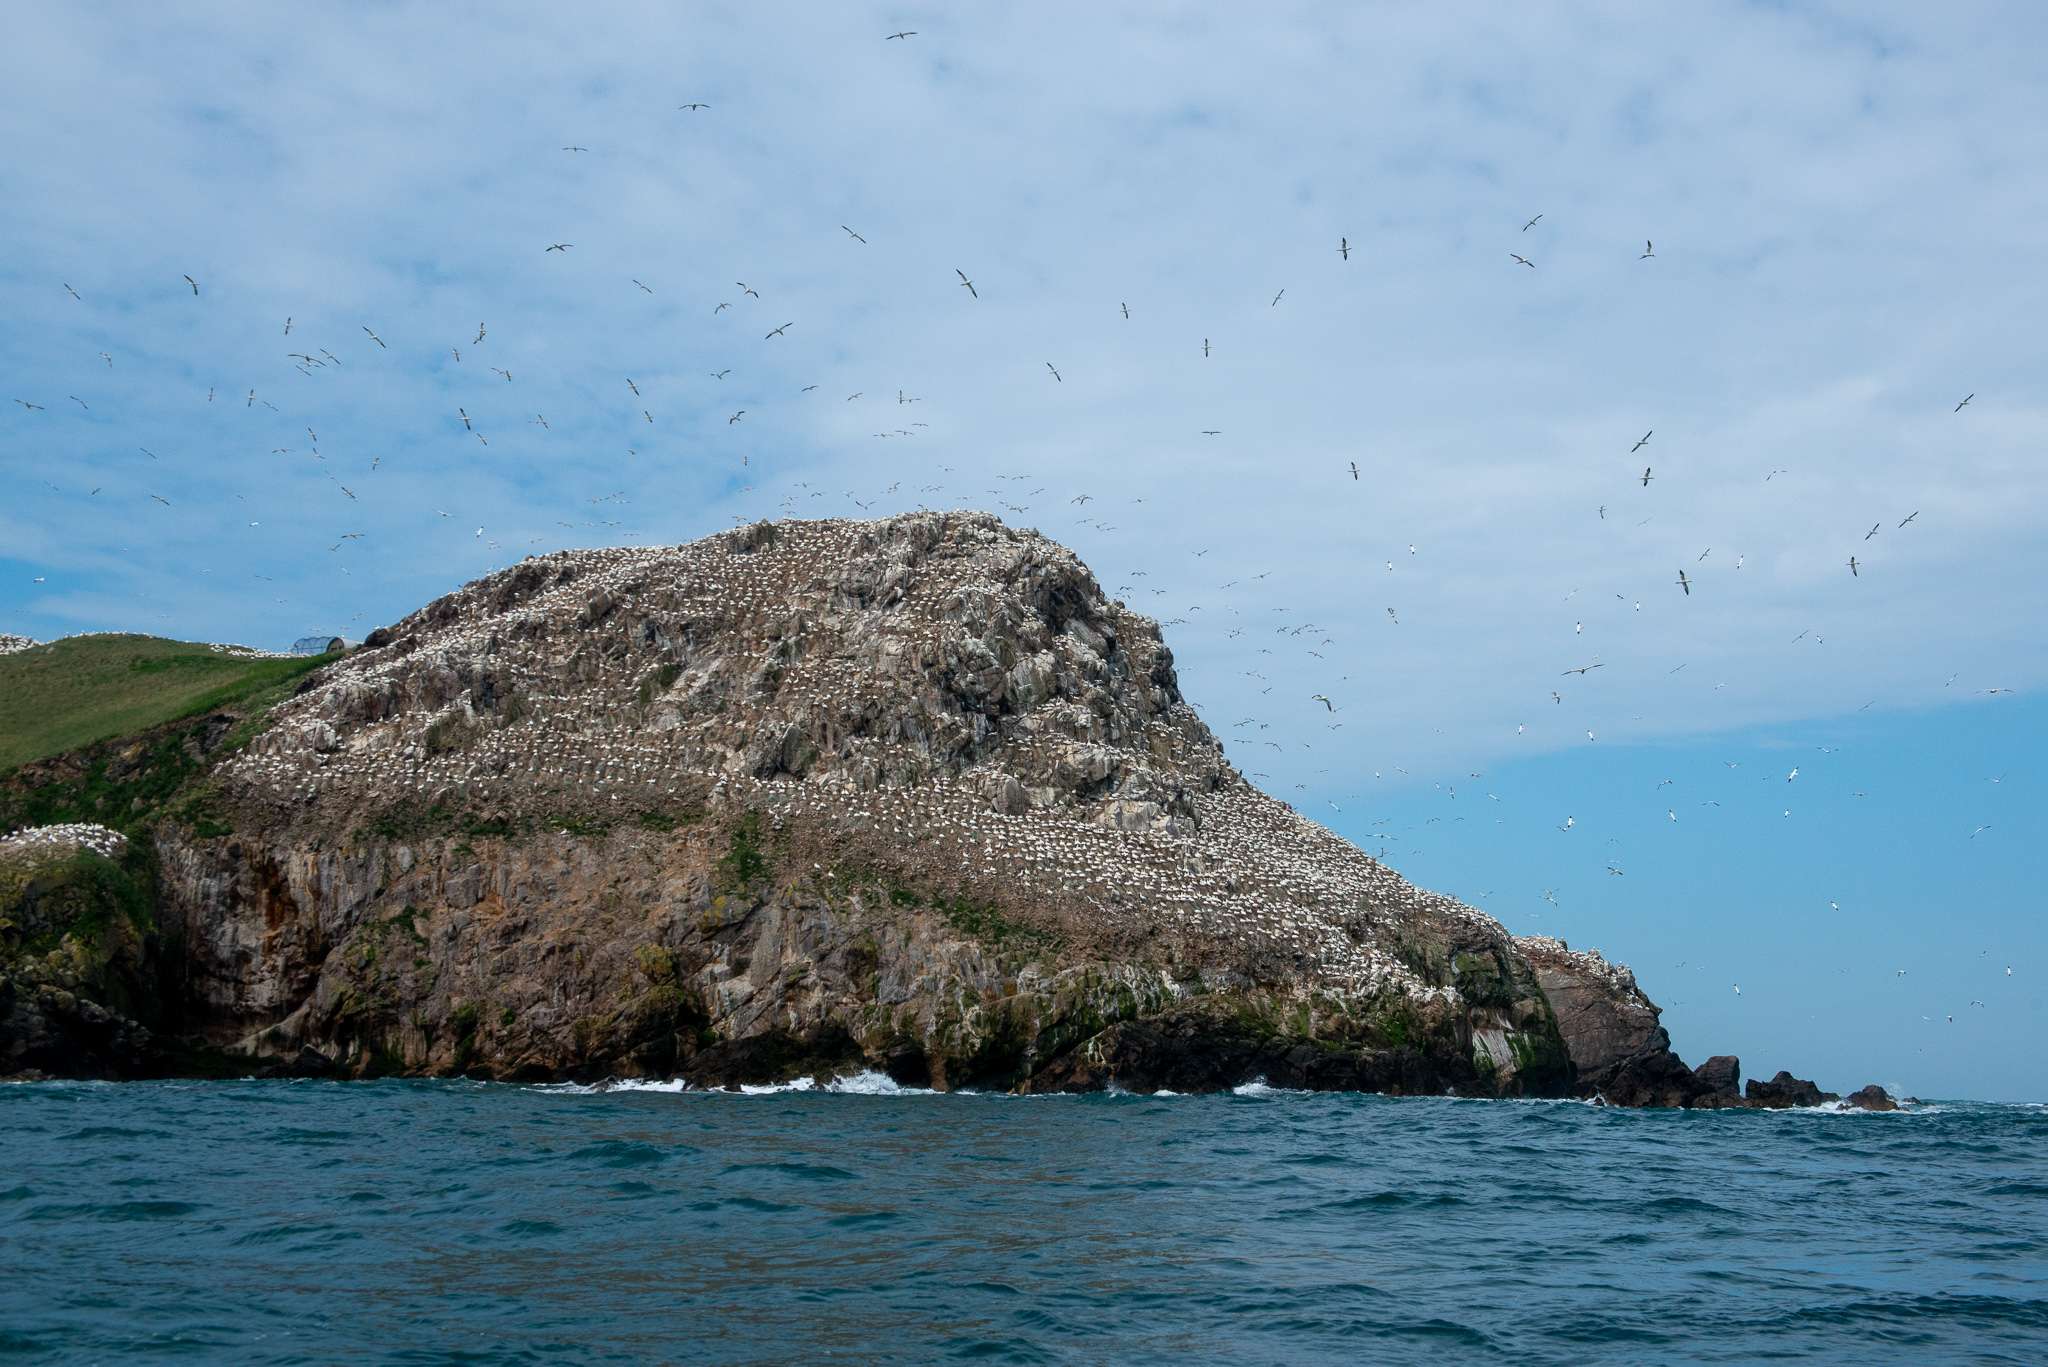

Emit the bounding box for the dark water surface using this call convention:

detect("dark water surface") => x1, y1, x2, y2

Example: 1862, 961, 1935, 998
2, 1078, 2042, 1365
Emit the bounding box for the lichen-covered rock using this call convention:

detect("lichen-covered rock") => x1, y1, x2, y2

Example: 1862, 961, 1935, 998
0, 842, 165, 1080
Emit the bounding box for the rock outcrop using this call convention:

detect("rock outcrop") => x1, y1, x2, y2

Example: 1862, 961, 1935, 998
1744, 1070, 1838, 1109
0, 513, 1843, 1102
1514, 935, 1717, 1106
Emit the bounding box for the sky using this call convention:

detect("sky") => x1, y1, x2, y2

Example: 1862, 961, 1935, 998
2, 2, 2042, 1099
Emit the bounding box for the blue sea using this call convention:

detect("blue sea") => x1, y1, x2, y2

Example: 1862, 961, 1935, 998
2, 1078, 2042, 1365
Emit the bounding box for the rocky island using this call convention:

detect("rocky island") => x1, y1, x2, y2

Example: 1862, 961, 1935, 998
1, 513, 1895, 1108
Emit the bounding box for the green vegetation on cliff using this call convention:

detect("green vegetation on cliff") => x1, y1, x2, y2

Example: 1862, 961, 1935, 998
0, 634, 335, 773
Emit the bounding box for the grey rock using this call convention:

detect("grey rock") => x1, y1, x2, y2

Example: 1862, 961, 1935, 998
1694, 1054, 1742, 1097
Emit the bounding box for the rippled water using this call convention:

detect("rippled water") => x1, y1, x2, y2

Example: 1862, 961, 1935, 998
2, 1078, 2042, 1365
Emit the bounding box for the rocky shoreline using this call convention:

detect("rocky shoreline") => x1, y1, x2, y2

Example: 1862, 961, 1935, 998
1, 514, 1902, 1108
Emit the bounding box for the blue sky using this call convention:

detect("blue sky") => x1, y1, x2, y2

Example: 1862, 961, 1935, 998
3, 3, 2041, 1098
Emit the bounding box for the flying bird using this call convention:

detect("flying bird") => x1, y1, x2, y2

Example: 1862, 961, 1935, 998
475, 324, 486, 344
679, 103, 709, 110
1641, 240, 1654, 258
1955, 394, 1972, 411
1633, 431, 1653, 452
1641, 466, 1654, 486
1865, 523, 1881, 540
1523, 215, 1542, 230
739, 283, 759, 297
886, 31, 915, 39
184, 275, 198, 294
547, 243, 572, 251
563, 146, 586, 152
842, 226, 865, 243
627, 379, 640, 395
1312, 694, 1335, 711
634, 280, 652, 292
363, 327, 385, 347
1846, 556, 1860, 577
13, 400, 42, 409
1349, 462, 1358, 479
1271, 289, 1285, 306
1510, 254, 1534, 267
151, 494, 169, 505
1900, 511, 1919, 527
729, 411, 744, 424
1203, 338, 1210, 357
1561, 664, 1604, 675
64, 284, 80, 299
1675, 569, 1691, 595
1339, 238, 1350, 258
1046, 362, 1061, 382
955, 269, 977, 298
766, 323, 792, 338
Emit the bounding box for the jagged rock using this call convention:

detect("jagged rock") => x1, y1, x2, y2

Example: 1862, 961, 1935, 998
1694, 1054, 1741, 1097
1842, 1084, 1899, 1112
1513, 936, 1710, 1106
8, 513, 1765, 1100
1745, 1071, 1838, 1109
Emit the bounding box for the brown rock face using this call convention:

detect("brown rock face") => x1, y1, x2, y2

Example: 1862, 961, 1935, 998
1514, 936, 1712, 1107
1842, 1084, 1899, 1112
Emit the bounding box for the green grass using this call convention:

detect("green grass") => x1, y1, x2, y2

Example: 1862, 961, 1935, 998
0, 634, 338, 773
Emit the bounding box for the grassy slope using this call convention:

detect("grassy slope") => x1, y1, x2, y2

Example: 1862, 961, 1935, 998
0, 635, 336, 773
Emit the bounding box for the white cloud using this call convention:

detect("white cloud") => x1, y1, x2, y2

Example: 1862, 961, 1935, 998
1, 0, 2042, 789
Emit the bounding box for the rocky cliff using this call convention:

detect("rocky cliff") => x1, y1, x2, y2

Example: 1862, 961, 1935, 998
1, 512, 1863, 1104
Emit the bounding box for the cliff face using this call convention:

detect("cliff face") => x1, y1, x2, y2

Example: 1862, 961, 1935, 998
8, 513, 1682, 1096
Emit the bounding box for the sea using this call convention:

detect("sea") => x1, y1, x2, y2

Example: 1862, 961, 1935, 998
2, 1077, 2042, 1366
